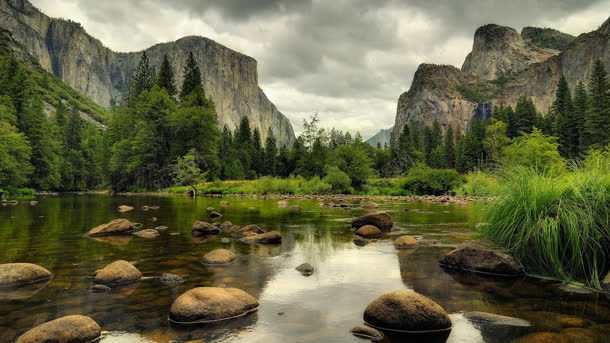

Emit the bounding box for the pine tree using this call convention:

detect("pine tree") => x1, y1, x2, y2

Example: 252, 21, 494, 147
423, 125, 433, 164
553, 75, 577, 158
514, 97, 537, 135
573, 81, 588, 154
235, 115, 253, 174
429, 145, 447, 169
130, 52, 155, 104
251, 127, 263, 176
277, 145, 291, 177
584, 59, 609, 148
263, 127, 278, 176
180, 52, 202, 101
157, 54, 177, 97
444, 125, 455, 168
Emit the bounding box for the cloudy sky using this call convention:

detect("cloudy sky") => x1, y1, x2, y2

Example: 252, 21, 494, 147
32, 0, 609, 138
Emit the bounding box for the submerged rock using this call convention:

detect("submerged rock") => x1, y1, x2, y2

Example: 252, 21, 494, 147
355, 225, 383, 238
133, 229, 160, 238
350, 324, 384, 341
117, 205, 134, 213
202, 249, 237, 265
464, 311, 530, 327
169, 287, 259, 324
295, 263, 315, 276
15, 315, 101, 343
352, 212, 393, 230
394, 235, 418, 249
87, 218, 134, 237
160, 273, 184, 285
240, 231, 282, 244
93, 260, 142, 287
233, 224, 265, 238
192, 221, 221, 236
363, 290, 451, 333
154, 225, 168, 230
0, 263, 53, 287
439, 245, 523, 276
90, 284, 111, 293
353, 236, 369, 246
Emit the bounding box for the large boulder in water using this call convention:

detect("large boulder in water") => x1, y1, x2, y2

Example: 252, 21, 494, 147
363, 290, 451, 333
201, 249, 237, 265
439, 245, 523, 276
232, 224, 265, 238
15, 315, 101, 343
87, 219, 134, 237
355, 225, 382, 238
169, 287, 259, 323
240, 231, 282, 244
352, 212, 393, 230
192, 221, 221, 236
93, 260, 142, 286
0, 263, 53, 287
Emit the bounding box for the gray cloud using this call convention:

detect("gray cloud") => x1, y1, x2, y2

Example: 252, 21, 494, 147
31, 0, 609, 137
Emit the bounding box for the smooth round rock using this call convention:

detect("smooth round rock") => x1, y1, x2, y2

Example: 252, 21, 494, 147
355, 225, 382, 238
93, 260, 142, 286
169, 287, 259, 323
87, 218, 134, 237
439, 245, 523, 276
192, 221, 221, 236
240, 231, 282, 244
133, 229, 159, 238
202, 249, 237, 265
295, 263, 314, 276
394, 235, 418, 249
363, 290, 451, 332
232, 224, 265, 238
350, 324, 384, 341
0, 263, 53, 287
352, 212, 393, 230
15, 315, 101, 343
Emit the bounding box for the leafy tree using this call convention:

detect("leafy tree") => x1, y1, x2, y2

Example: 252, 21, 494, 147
501, 129, 565, 174
584, 59, 609, 148
483, 120, 511, 164
180, 52, 202, 101
157, 54, 177, 97
323, 166, 352, 193
172, 148, 202, 196
333, 143, 373, 188
494, 105, 517, 138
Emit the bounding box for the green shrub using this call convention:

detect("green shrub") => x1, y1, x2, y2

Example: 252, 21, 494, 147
323, 166, 352, 193
5, 188, 37, 197
479, 165, 609, 288
501, 129, 566, 174
400, 165, 463, 195
454, 170, 501, 196
457, 82, 498, 103
298, 176, 332, 195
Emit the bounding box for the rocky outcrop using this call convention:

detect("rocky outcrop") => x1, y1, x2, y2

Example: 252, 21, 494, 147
0, 0, 295, 145
521, 27, 575, 51
366, 127, 393, 147
462, 24, 557, 80
15, 315, 101, 343
169, 287, 259, 324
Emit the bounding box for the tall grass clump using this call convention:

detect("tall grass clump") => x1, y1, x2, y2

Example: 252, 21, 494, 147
479, 153, 609, 288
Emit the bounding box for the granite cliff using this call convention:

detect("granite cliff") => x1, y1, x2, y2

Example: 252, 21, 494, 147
0, 0, 295, 145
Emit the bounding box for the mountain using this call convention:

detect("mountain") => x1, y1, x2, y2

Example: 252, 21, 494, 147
366, 127, 393, 147
0, 0, 295, 145
392, 17, 610, 142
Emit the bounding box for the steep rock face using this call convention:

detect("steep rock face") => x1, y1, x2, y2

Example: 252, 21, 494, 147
392, 64, 484, 140
462, 24, 557, 80
0, 0, 295, 145
521, 26, 575, 51
366, 127, 393, 147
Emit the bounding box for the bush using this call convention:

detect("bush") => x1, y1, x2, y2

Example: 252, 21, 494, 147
323, 166, 352, 193
454, 170, 501, 196
501, 129, 565, 174
298, 176, 332, 195
400, 165, 463, 195
479, 165, 609, 288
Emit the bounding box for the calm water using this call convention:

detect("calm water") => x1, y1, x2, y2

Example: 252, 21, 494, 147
0, 195, 609, 343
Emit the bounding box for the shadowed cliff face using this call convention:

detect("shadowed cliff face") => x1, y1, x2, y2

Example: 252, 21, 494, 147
0, 0, 295, 145
393, 17, 610, 142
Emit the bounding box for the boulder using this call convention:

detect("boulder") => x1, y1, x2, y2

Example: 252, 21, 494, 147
439, 245, 523, 276
160, 273, 184, 285
350, 324, 384, 341
192, 221, 221, 236
133, 229, 159, 238
87, 219, 134, 237
240, 231, 282, 244
352, 212, 393, 230
394, 235, 418, 249
15, 315, 101, 343
232, 224, 265, 238
363, 290, 451, 332
463, 311, 530, 327
355, 225, 382, 238
169, 287, 259, 323
117, 205, 134, 213
295, 263, 315, 276
93, 260, 142, 286
202, 249, 237, 265
0, 263, 53, 287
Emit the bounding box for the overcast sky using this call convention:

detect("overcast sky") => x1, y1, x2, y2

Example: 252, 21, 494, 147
32, 0, 609, 138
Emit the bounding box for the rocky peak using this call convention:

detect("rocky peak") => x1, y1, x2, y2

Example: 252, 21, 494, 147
462, 24, 557, 80
521, 26, 575, 51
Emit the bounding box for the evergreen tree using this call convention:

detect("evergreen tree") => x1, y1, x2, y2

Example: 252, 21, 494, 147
0, 95, 32, 188
263, 128, 278, 176
251, 127, 263, 176
553, 75, 578, 158
444, 125, 455, 168
157, 54, 177, 97
584, 59, 609, 148
455, 117, 486, 173
513, 97, 537, 135
573, 81, 588, 154
276, 145, 291, 177
130, 52, 155, 104
235, 115, 253, 174
180, 52, 202, 101
429, 145, 447, 168
423, 125, 433, 164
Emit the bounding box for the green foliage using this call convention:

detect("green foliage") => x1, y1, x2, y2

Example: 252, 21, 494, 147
457, 82, 498, 103
323, 166, 352, 193
584, 59, 609, 148
129, 52, 156, 104
454, 170, 501, 196
479, 162, 609, 288
501, 129, 565, 174
332, 143, 373, 188
180, 52, 202, 101
0, 96, 32, 188
513, 96, 537, 135
400, 165, 463, 195
172, 148, 203, 190
157, 54, 177, 97
483, 119, 511, 163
